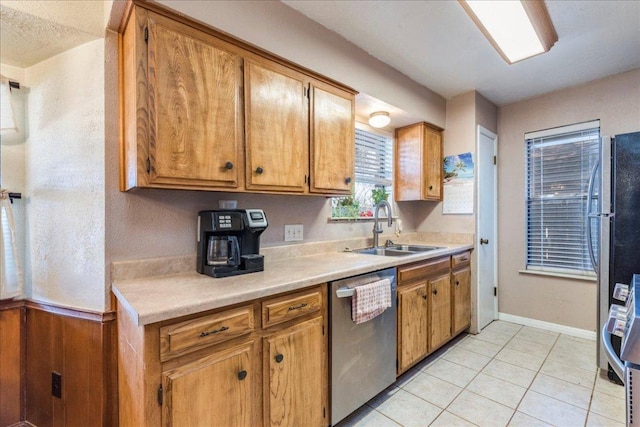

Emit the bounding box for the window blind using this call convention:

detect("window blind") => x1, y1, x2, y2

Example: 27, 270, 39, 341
525, 123, 600, 274
355, 128, 392, 187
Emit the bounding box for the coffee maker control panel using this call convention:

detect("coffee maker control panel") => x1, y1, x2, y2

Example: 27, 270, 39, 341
245, 209, 268, 228
213, 212, 243, 231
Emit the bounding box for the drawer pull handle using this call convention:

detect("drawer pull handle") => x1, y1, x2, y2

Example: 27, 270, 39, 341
225, 161, 234, 170
288, 303, 308, 312
237, 370, 247, 381
200, 326, 229, 337
275, 354, 284, 363
256, 166, 264, 174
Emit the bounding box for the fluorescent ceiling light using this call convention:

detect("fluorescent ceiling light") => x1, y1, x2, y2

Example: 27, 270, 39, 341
369, 111, 390, 128
459, 0, 558, 64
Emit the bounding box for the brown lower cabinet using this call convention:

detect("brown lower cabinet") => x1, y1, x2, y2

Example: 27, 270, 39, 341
397, 251, 472, 374
118, 285, 328, 427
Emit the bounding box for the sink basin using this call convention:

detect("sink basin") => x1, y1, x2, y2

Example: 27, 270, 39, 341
388, 244, 445, 252
352, 247, 413, 256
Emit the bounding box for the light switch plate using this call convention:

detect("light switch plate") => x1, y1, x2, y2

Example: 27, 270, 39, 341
284, 224, 303, 242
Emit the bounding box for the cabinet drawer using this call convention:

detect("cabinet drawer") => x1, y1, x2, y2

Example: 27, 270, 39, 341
160, 306, 255, 362
452, 251, 471, 268
262, 287, 322, 328
398, 256, 450, 284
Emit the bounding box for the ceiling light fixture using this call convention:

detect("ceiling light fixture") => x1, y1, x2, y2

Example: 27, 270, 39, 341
459, 0, 558, 64
369, 111, 390, 128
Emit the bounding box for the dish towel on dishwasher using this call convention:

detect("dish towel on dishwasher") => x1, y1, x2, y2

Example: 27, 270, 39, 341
351, 278, 391, 324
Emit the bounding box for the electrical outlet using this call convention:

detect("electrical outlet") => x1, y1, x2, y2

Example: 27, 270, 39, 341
284, 224, 303, 242
52, 372, 62, 398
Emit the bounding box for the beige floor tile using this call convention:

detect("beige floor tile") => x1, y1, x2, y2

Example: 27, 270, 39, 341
539, 358, 597, 388
373, 388, 442, 427
546, 346, 597, 372
590, 390, 626, 423
367, 385, 400, 408
494, 347, 546, 371
483, 321, 523, 337
473, 329, 513, 347
456, 336, 503, 358
336, 405, 401, 427
448, 390, 514, 427
506, 336, 553, 358
586, 411, 626, 427
507, 411, 553, 427
424, 358, 478, 388
594, 370, 625, 399
395, 365, 425, 388
482, 359, 537, 388
530, 373, 593, 409
442, 347, 492, 371
515, 326, 559, 346
465, 373, 527, 408
518, 390, 587, 426
402, 372, 463, 408
556, 333, 597, 348
429, 411, 478, 427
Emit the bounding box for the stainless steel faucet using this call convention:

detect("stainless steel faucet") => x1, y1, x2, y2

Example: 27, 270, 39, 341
372, 200, 393, 248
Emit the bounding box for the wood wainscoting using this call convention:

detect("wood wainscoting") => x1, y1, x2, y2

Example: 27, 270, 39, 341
0, 300, 26, 426
0, 300, 117, 427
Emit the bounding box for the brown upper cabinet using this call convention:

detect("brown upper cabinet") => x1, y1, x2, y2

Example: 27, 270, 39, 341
120, 4, 356, 196
394, 122, 443, 201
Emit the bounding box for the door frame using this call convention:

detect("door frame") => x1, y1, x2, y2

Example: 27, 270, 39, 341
475, 125, 498, 332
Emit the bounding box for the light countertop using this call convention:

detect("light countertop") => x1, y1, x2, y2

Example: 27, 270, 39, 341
112, 239, 473, 326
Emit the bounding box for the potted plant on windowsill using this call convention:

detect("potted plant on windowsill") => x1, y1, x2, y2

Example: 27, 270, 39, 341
333, 196, 360, 218
371, 187, 389, 205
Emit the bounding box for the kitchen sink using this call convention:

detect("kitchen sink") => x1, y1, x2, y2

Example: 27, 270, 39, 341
351, 247, 413, 256
387, 244, 445, 252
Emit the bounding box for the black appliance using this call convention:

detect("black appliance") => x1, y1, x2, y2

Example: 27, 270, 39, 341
197, 209, 268, 278
592, 131, 640, 383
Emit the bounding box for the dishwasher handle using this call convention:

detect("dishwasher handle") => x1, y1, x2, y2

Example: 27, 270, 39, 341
336, 287, 355, 298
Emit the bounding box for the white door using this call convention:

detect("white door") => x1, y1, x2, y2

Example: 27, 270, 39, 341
477, 126, 498, 330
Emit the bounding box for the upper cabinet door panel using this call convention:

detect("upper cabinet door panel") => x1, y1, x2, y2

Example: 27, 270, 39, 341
310, 83, 354, 194
395, 125, 423, 201
422, 126, 443, 200
245, 60, 308, 192
147, 14, 242, 187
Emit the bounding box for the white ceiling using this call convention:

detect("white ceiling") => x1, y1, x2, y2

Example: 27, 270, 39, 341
283, 0, 640, 106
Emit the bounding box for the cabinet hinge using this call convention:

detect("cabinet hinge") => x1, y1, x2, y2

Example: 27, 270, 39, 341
157, 384, 163, 406
494, 286, 497, 296
396, 358, 399, 370
144, 27, 149, 43
303, 87, 309, 98
322, 325, 325, 336
323, 406, 326, 419
493, 155, 497, 165
146, 158, 151, 173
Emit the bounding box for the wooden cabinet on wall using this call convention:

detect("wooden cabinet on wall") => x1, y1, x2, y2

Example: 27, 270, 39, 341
394, 122, 443, 201
117, 285, 328, 427
452, 251, 472, 336
396, 252, 470, 375
120, 4, 355, 196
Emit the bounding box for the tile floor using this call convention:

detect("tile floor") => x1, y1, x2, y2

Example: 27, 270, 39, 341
336, 320, 625, 427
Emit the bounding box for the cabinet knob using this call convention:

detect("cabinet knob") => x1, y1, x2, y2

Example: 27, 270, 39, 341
225, 162, 234, 170
345, 177, 352, 184
456, 281, 460, 286
275, 354, 284, 363
422, 294, 427, 300
256, 166, 264, 174
237, 370, 247, 381
480, 238, 489, 245
432, 289, 438, 295
429, 185, 433, 190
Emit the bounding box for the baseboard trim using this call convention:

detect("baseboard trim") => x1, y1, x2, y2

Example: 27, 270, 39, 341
498, 312, 596, 341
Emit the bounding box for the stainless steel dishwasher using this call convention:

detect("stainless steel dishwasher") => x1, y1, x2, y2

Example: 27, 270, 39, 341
329, 267, 397, 425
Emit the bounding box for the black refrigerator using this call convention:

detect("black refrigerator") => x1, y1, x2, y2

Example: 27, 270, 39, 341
593, 131, 640, 382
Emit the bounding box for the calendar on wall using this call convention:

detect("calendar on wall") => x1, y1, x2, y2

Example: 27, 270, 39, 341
443, 152, 474, 214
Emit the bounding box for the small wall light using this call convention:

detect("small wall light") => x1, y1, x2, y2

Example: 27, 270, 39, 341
369, 111, 390, 128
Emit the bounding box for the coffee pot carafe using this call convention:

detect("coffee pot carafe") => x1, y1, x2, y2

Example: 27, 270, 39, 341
207, 236, 240, 267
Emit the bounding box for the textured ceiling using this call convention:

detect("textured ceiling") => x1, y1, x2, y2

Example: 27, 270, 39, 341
0, 0, 106, 68
284, 0, 640, 106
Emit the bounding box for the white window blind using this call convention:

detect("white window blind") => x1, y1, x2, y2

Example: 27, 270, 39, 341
525, 122, 600, 275
355, 128, 392, 187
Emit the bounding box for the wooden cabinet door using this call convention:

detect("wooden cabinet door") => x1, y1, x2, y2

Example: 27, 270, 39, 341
245, 60, 308, 192
394, 122, 443, 201
397, 282, 428, 373
162, 340, 260, 427
452, 266, 471, 335
310, 82, 354, 194
422, 126, 443, 201
147, 13, 243, 188
429, 273, 452, 351
264, 316, 326, 427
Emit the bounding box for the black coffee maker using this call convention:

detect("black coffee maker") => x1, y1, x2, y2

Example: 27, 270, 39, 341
197, 209, 268, 278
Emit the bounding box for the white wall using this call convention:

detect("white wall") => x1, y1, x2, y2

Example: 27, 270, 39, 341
24, 40, 106, 312
497, 69, 640, 331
